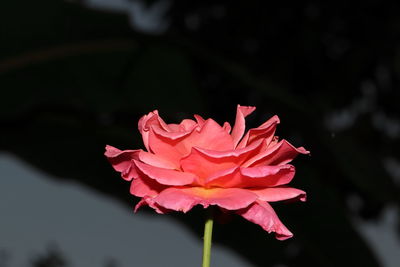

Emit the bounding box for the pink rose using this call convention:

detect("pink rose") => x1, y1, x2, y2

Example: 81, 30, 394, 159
105, 105, 309, 240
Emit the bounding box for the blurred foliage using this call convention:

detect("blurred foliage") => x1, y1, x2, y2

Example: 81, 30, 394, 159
31, 245, 67, 267
1, 1, 400, 267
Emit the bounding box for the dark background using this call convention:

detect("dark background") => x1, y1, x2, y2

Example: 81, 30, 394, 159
1, 1, 400, 266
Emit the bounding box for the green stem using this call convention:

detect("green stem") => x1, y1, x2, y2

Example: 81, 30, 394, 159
202, 208, 214, 267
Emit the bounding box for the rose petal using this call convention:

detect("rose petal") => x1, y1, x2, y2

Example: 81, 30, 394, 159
121, 160, 140, 181
222, 122, 232, 133
180, 140, 264, 183
246, 139, 309, 167
205, 167, 241, 187
185, 118, 234, 151
251, 186, 306, 202
243, 139, 281, 167
134, 160, 197, 186
138, 110, 170, 132
130, 176, 167, 198
138, 151, 178, 169
134, 196, 169, 214
237, 115, 280, 149
147, 128, 187, 166
104, 145, 140, 180
237, 201, 293, 240
149, 118, 234, 162
104, 145, 139, 171
189, 139, 264, 159
206, 164, 295, 188
138, 111, 156, 151
240, 164, 295, 187
151, 123, 195, 140
179, 119, 198, 131
138, 110, 165, 151
154, 187, 258, 212
194, 114, 206, 127
167, 119, 198, 132
231, 105, 256, 147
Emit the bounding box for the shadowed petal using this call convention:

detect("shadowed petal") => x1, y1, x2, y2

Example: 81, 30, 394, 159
231, 105, 256, 147
134, 196, 170, 214
120, 160, 140, 181
252, 187, 306, 202
237, 201, 293, 240
130, 176, 167, 198
134, 160, 197, 186
154, 187, 258, 212
104, 145, 140, 180
104, 145, 139, 172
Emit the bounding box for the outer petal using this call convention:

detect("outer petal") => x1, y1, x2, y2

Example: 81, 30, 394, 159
246, 139, 309, 167
154, 187, 258, 212
104, 145, 139, 172
231, 105, 256, 148
129, 176, 166, 198
251, 187, 306, 202
180, 140, 264, 183
138, 111, 160, 151
237, 115, 280, 149
206, 164, 295, 188
147, 128, 188, 167
134, 160, 197, 186
138, 151, 177, 169
240, 165, 295, 187
104, 145, 140, 180
237, 201, 293, 240
194, 114, 206, 127
134, 196, 170, 214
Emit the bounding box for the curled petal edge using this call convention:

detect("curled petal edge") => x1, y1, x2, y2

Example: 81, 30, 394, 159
104, 145, 139, 180
134, 196, 170, 214
237, 201, 293, 240
237, 115, 280, 149
251, 186, 307, 202
231, 105, 256, 148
